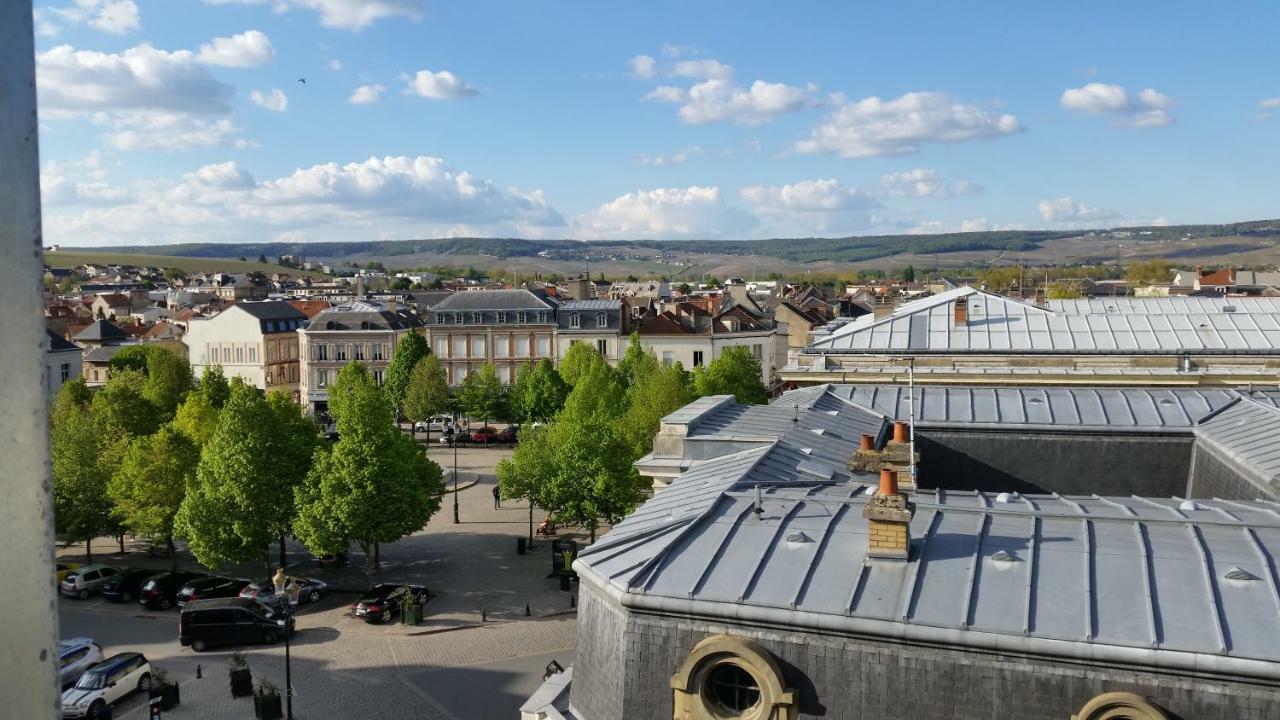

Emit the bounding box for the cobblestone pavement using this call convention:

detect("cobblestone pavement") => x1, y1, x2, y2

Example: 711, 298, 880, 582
56, 441, 580, 719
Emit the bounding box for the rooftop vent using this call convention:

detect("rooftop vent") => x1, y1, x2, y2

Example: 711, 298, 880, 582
1224, 566, 1260, 582
995, 492, 1017, 504
991, 549, 1018, 563
1159, 398, 1176, 405
786, 531, 813, 545
1224, 305, 1237, 313
1028, 397, 1044, 404
1178, 499, 1201, 512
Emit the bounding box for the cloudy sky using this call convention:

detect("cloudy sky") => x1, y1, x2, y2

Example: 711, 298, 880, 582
32, 1, 1280, 246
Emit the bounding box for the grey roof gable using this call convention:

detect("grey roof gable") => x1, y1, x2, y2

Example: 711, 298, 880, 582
431, 289, 556, 312
1194, 396, 1280, 493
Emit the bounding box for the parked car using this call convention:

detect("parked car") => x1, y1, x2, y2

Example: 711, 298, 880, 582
240, 576, 328, 605
60, 565, 120, 600
470, 426, 500, 444
57, 638, 104, 690
179, 598, 292, 652
60, 652, 151, 719
495, 425, 519, 443
56, 562, 80, 585
99, 568, 155, 604
352, 584, 430, 624
440, 426, 470, 445
138, 571, 206, 610
176, 576, 249, 608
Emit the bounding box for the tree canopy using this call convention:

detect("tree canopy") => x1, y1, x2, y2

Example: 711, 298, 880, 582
692, 346, 768, 404
107, 344, 193, 418
51, 398, 114, 562
509, 359, 568, 423
1126, 258, 1175, 286
403, 352, 451, 430
617, 332, 658, 386
616, 360, 695, 460
108, 426, 197, 569
382, 332, 428, 413
294, 362, 444, 581
458, 362, 506, 423
198, 364, 231, 409
558, 341, 603, 387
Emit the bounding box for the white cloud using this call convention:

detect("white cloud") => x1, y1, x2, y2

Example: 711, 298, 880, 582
572, 186, 754, 240
740, 179, 879, 234
33, 9, 62, 37
796, 91, 1022, 159
635, 146, 705, 166
404, 70, 478, 100
672, 58, 733, 81
1059, 83, 1173, 128
97, 112, 248, 151
44, 155, 564, 245
1038, 196, 1117, 223
348, 84, 386, 104
1257, 97, 1280, 122
51, 0, 140, 35
905, 218, 1012, 235
249, 88, 288, 112
201, 0, 423, 31
37, 43, 235, 115
629, 55, 655, 79
196, 30, 275, 68
877, 168, 981, 198
328, 59, 343, 71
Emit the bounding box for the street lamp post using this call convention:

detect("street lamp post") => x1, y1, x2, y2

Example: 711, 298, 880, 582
452, 430, 459, 523
272, 569, 302, 720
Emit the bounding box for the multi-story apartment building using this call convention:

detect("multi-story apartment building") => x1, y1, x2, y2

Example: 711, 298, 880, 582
637, 297, 783, 386
426, 289, 561, 385
183, 301, 306, 395
555, 299, 627, 362
297, 301, 424, 414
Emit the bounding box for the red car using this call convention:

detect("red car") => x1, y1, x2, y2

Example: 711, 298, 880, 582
470, 426, 499, 444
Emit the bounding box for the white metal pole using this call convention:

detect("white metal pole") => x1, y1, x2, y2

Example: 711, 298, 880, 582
908, 357, 916, 483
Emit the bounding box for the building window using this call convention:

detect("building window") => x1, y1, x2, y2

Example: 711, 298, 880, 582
455, 313, 463, 324
436, 313, 446, 324
497, 312, 507, 323
538, 312, 548, 323
236, 347, 244, 363
596, 312, 607, 328
249, 347, 257, 363
705, 663, 760, 715
434, 336, 448, 357
662, 351, 674, 367
472, 312, 482, 324
569, 313, 581, 329
373, 370, 385, 386
752, 344, 762, 360
336, 345, 347, 361
597, 339, 608, 356
452, 336, 467, 358
672, 635, 796, 720
60, 363, 71, 382
373, 343, 385, 360
693, 351, 704, 367
315, 344, 328, 361
317, 370, 328, 388
354, 344, 365, 360
516, 312, 527, 323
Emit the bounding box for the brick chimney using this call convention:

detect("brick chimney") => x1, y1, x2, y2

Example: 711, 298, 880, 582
863, 469, 915, 560
953, 296, 968, 326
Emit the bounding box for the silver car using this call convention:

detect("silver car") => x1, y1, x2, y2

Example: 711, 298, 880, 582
57, 638, 104, 689
60, 565, 120, 600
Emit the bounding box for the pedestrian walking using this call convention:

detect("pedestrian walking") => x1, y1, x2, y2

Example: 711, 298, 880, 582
493, 484, 501, 508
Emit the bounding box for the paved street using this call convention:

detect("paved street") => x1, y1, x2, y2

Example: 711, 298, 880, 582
56, 441, 579, 719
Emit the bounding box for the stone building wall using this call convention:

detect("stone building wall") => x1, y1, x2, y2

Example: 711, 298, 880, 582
914, 430, 1195, 497
588, 591, 1280, 720
567, 586, 628, 720
1186, 441, 1275, 501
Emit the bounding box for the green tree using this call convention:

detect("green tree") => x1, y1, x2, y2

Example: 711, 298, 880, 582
51, 400, 113, 563
107, 345, 192, 418
171, 389, 221, 448
458, 362, 506, 424
176, 379, 311, 571
616, 361, 695, 460
198, 364, 231, 409
403, 353, 450, 441
899, 264, 916, 282
1126, 258, 1174, 286
258, 254, 269, 264
164, 267, 187, 282
617, 332, 658, 385
509, 359, 568, 423
294, 362, 444, 583
108, 426, 197, 570
92, 369, 162, 439
1046, 280, 1083, 299
56, 377, 94, 411
693, 346, 767, 404
559, 342, 607, 388
560, 359, 626, 422
382, 332, 428, 415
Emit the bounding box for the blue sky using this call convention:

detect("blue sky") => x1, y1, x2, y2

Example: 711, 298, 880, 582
32, 0, 1280, 246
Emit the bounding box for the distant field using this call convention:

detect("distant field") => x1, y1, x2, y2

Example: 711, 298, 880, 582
45, 250, 317, 277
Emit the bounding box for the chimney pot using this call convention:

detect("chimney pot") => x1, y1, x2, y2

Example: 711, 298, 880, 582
892, 420, 909, 444
953, 296, 968, 326
859, 433, 874, 451
879, 469, 899, 496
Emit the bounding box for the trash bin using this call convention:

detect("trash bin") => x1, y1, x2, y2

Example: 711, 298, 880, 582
517, 537, 527, 555
559, 574, 571, 592
402, 602, 421, 626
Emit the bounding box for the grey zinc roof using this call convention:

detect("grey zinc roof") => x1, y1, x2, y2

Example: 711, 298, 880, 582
46, 328, 79, 353
1049, 296, 1280, 315
1195, 397, 1280, 493
308, 301, 420, 331
558, 299, 622, 310
809, 286, 1280, 354
234, 301, 307, 321
74, 319, 128, 343
829, 384, 1280, 431
431, 289, 556, 312
578, 463, 1280, 676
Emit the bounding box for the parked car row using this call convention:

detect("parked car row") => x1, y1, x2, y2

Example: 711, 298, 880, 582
440, 425, 519, 446
60, 564, 329, 613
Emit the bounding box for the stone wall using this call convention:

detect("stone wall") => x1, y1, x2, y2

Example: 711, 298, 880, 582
567, 586, 628, 720
914, 430, 1195, 497
1187, 441, 1275, 501
605, 598, 1280, 719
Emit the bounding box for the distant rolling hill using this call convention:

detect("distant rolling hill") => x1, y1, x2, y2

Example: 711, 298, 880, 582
59, 219, 1280, 275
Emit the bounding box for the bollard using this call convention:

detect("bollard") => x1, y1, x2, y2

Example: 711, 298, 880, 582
195, 665, 202, 680
481, 608, 486, 622
525, 603, 531, 616
570, 593, 576, 608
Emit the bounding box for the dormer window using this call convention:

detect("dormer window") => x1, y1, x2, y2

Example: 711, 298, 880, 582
454, 313, 463, 324
497, 312, 507, 323
569, 313, 581, 329
596, 312, 607, 328
472, 312, 481, 324
517, 311, 527, 323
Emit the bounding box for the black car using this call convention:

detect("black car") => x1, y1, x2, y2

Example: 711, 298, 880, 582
99, 568, 155, 604
138, 571, 206, 610
179, 598, 293, 652
352, 584, 430, 624
176, 576, 249, 608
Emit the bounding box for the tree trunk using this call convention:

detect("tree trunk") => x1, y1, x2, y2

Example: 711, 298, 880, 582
360, 541, 375, 587
278, 531, 287, 571
166, 537, 177, 572
374, 542, 380, 567
85, 536, 92, 564
589, 521, 596, 543
117, 533, 125, 555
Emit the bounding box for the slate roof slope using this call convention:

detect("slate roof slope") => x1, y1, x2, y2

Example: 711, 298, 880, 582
1049, 297, 1280, 315
1195, 397, 1280, 493
830, 384, 1280, 432
74, 319, 128, 343
46, 328, 80, 353
558, 299, 621, 311
431, 288, 556, 311
577, 465, 1280, 678
810, 286, 1280, 354
308, 301, 421, 331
